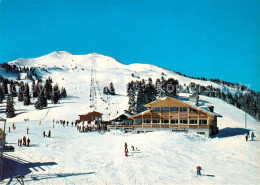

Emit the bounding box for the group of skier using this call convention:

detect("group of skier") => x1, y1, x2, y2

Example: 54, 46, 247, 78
124, 142, 137, 157
18, 136, 30, 147
43, 130, 51, 137
245, 131, 255, 141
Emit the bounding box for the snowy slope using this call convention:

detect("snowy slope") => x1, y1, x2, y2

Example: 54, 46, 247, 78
0, 52, 259, 184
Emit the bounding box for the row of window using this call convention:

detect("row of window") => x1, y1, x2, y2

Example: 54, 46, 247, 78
135, 119, 207, 125
152, 107, 197, 112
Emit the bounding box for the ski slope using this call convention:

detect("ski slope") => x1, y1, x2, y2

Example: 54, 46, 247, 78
0, 51, 259, 184
1, 92, 259, 185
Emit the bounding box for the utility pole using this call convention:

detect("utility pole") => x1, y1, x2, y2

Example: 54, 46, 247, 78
0, 117, 6, 181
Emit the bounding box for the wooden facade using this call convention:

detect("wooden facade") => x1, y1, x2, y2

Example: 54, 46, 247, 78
78, 111, 102, 123
129, 96, 221, 136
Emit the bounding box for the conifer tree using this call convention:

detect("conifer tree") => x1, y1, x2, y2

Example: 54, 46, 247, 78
0, 87, 4, 103
51, 84, 60, 104
6, 94, 15, 118
60, 87, 67, 98
109, 82, 115, 95
35, 85, 47, 109
18, 82, 25, 101
23, 83, 31, 106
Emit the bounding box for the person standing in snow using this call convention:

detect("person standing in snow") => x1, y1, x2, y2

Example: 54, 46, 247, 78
251, 132, 255, 141
196, 166, 202, 176
245, 132, 249, 141
23, 136, 26, 146
20, 139, 22, 146
18, 139, 20, 146
124, 142, 128, 153
9, 127, 10, 132
48, 130, 51, 137
27, 127, 29, 134
27, 138, 30, 147
43, 131, 46, 137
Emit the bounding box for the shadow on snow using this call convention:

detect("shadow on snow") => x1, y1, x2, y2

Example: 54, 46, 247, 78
215, 127, 250, 138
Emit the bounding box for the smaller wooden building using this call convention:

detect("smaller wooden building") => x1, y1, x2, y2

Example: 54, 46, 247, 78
110, 113, 132, 125
78, 111, 102, 124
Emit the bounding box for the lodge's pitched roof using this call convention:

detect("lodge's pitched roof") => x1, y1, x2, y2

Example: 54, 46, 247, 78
79, 111, 102, 116
129, 96, 222, 119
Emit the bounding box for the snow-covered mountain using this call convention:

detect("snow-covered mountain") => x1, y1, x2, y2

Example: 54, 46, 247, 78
2, 51, 241, 119
1, 52, 259, 185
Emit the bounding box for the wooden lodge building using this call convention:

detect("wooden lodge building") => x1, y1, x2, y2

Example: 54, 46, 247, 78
129, 95, 222, 137
78, 111, 102, 126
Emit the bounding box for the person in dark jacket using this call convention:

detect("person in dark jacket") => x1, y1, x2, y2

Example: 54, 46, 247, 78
48, 130, 51, 137
43, 131, 46, 137
27, 138, 30, 146
245, 132, 249, 141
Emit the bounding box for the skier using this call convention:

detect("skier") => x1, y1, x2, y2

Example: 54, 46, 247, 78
48, 130, 51, 137
67, 121, 69, 126
18, 139, 20, 146
71, 122, 73, 127
43, 131, 46, 137
245, 132, 249, 141
27, 138, 30, 147
39, 120, 42, 125
27, 127, 29, 134
131, 145, 135, 151
23, 136, 26, 146
251, 132, 255, 141
124, 142, 128, 153
19, 139, 22, 146
9, 127, 10, 132
12, 123, 15, 130
196, 166, 202, 176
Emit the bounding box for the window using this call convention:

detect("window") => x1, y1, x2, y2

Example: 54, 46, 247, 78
190, 108, 197, 113
180, 119, 188, 124
180, 107, 187, 112
170, 107, 178, 112
161, 119, 169, 123
199, 120, 207, 125
153, 119, 160, 123
135, 119, 141, 124
197, 132, 205, 135
171, 119, 178, 124
189, 120, 198, 124
152, 107, 160, 112
162, 107, 169, 112
143, 119, 151, 124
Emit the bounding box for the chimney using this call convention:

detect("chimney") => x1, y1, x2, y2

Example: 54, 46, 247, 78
208, 105, 214, 112
189, 94, 199, 106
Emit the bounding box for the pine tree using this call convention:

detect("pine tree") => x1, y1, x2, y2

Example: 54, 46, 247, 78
51, 84, 60, 104
109, 82, 115, 95
32, 81, 39, 98
18, 82, 25, 101
1, 80, 8, 94
9, 81, 17, 97
136, 83, 147, 113
127, 84, 137, 114
44, 79, 52, 100
23, 83, 31, 106
6, 94, 15, 118
0, 87, 4, 103
35, 85, 47, 109
103, 86, 109, 95
60, 87, 67, 98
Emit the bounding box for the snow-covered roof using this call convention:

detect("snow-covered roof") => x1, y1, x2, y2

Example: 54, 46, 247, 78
130, 96, 222, 118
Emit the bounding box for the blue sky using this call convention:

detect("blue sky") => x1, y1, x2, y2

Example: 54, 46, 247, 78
0, 0, 259, 91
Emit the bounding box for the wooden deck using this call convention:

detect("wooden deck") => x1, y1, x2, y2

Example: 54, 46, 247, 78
107, 125, 133, 130
134, 124, 209, 129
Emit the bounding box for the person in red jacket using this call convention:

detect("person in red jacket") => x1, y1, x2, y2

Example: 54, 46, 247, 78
23, 136, 26, 146
196, 166, 202, 176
